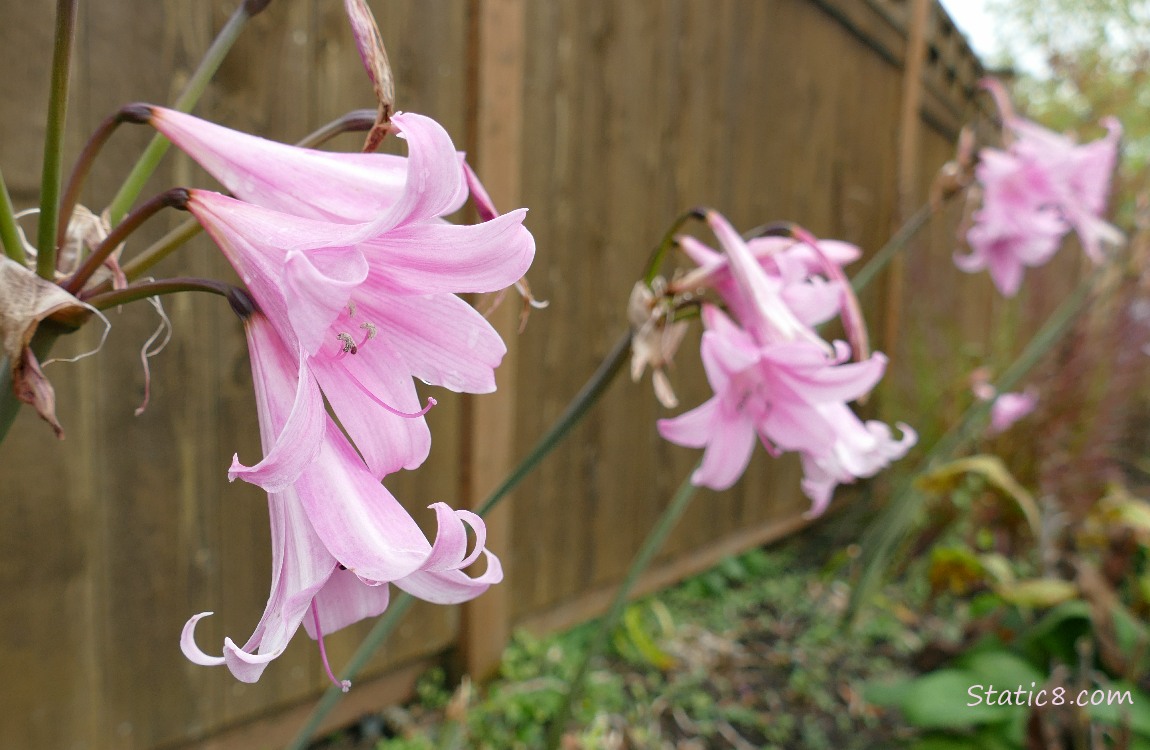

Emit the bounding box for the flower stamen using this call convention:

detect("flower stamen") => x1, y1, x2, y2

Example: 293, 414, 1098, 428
343, 366, 437, 418
310, 598, 351, 693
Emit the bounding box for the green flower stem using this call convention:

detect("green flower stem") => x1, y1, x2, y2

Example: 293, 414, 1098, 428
63, 188, 189, 295
0, 167, 25, 264
545, 465, 702, 749
57, 105, 152, 246
849, 272, 1097, 621
477, 330, 632, 516
119, 218, 202, 284
106, 1, 256, 225
35, 0, 79, 279
85, 277, 233, 310
114, 110, 377, 285
849, 202, 934, 294
285, 330, 634, 750
298, 109, 377, 149
643, 208, 706, 287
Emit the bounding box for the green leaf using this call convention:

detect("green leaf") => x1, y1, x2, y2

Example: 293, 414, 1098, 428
1020, 600, 1091, 664
995, 578, 1078, 608
900, 669, 1015, 729
1085, 682, 1150, 736
915, 455, 1041, 537
958, 649, 1045, 694
911, 726, 1019, 750
862, 678, 916, 708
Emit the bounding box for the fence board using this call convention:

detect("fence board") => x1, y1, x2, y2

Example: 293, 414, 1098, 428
0, 0, 1004, 746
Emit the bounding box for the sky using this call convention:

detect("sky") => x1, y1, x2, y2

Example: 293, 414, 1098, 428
938, 0, 999, 60
937, 0, 1048, 76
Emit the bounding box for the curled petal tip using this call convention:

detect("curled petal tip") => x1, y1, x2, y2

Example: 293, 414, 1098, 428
180, 612, 226, 666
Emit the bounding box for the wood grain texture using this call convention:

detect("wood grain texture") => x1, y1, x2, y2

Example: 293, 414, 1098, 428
0, 1, 997, 746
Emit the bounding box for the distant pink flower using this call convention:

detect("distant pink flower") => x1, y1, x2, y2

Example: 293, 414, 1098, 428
658, 212, 914, 514
181, 315, 502, 685
958, 149, 1067, 296
657, 305, 912, 516
1009, 116, 1123, 263
157, 110, 534, 484
677, 233, 860, 329
988, 389, 1038, 435
957, 80, 1122, 296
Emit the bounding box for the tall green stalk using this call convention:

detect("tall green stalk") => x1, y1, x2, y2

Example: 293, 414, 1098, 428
0, 167, 25, 264
850, 202, 934, 294
849, 273, 1097, 620
36, 0, 79, 279
106, 1, 259, 224
285, 331, 634, 750
545, 467, 701, 749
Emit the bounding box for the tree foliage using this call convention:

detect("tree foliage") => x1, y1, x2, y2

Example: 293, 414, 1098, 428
984, 0, 1150, 207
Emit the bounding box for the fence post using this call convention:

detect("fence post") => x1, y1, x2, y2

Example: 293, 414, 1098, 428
459, 0, 527, 681
883, 0, 931, 354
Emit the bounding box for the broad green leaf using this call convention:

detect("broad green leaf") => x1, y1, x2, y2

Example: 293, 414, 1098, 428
915, 456, 1041, 537
900, 669, 1016, 728
959, 649, 1045, 694
995, 578, 1078, 608
1086, 682, 1150, 736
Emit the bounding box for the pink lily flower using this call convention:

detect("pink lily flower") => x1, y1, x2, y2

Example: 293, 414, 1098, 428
676, 232, 860, 328
958, 80, 1122, 295
657, 305, 911, 510
147, 106, 468, 224
988, 388, 1039, 435
157, 110, 533, 485
958, 148, 1067, 296
181, 314, 502, 685
658, 212, 914, 512
1008, 115, 1123, 263
798, 406, 916, 517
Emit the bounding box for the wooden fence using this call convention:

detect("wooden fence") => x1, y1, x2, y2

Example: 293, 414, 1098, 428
0, 0, 1049, 747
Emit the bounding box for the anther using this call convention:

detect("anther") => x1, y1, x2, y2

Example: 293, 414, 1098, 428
336, 332, 358, 354
359, 321, 378, 339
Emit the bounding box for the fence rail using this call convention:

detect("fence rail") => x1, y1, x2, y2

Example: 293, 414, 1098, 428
0, 1, 1036, 747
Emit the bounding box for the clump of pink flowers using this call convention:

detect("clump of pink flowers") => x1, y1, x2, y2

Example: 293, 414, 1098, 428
160, 106, 534, 686
956, 79, 1122, 296
650, 211, 915, 517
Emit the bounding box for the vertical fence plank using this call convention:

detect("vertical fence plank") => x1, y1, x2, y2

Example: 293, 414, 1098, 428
458, 0, 527, 682
882, 0, 931, 357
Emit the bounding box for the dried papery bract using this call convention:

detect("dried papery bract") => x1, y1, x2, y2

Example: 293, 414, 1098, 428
629, 279, 688, 408
343, 0, 395, 153
56, 206, 128, 290
931, 125, 977, 208
0, 257, 88, 436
